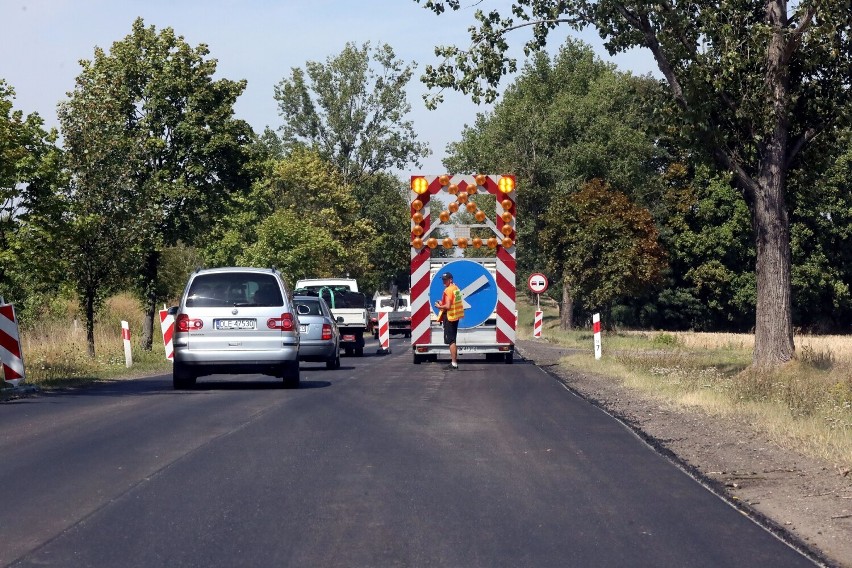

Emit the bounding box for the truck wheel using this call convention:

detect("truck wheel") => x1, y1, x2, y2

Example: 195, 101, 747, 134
345, 347, 354, 356
505, 352, 514, 364
355, 347, 364, 357
413, 353, 423, 364
404, 332, 411, 338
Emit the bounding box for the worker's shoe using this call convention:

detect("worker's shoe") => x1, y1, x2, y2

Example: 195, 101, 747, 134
446, 363, 458, 371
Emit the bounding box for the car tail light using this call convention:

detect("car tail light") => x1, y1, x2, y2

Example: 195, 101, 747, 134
176, 313, 203, 332
267, 313, 295, 331
322, 324, 332, 340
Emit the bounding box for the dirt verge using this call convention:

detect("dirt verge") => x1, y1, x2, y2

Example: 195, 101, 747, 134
516, 339, 852, 568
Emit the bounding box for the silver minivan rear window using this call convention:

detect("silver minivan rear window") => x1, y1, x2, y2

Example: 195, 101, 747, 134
186, 273, 284, 307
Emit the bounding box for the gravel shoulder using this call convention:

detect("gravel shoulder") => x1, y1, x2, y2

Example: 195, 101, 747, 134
516, 339, 852, 568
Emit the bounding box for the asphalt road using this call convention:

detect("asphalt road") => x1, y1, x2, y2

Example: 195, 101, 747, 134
0, 336, 817, 567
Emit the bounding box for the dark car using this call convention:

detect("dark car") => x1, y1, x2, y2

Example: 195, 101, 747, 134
294, 295, 341, 369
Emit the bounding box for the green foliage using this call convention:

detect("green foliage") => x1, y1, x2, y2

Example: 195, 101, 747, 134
274, 41, 430, 184
542, 179, 667, 323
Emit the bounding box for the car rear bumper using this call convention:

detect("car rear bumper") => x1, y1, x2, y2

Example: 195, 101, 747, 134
299, 341, 337, 360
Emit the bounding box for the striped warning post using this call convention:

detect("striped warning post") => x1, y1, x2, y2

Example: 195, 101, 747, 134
159, 309, 175, 360
378, 311, 390, 352
0, 303, 25, 387
121, 320, 132, 368
410, 176, 435, 347
533, 310, 543, 338
486, 176, 516, 345
593, 313, 602, 359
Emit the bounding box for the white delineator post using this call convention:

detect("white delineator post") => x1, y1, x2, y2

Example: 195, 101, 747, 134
533, 310, 543, 338
159, 308, 175, 360
0, 302, 25, 387
121, 320, 132, 368
593, 313, 602, 360
378, 311, 391, 353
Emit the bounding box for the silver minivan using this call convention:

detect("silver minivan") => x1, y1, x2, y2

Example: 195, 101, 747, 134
172, 267, 300, 389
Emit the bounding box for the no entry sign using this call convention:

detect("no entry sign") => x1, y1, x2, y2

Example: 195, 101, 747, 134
528, 273, 548, 294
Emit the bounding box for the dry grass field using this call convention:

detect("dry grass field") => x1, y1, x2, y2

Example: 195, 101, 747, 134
517, 298, 852, 469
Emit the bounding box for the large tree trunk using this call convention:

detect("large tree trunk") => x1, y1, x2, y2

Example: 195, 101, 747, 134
751, 2, 795, 368
85, 290, 96, 358
560, 277, 573, 330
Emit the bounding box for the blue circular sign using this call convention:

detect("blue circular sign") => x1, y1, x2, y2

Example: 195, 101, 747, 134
430, 260, 498, 329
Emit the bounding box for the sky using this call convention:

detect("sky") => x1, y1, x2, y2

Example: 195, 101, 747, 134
1, 0, 659, 173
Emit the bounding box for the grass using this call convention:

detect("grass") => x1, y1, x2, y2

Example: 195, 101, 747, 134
1, 292, 172, 388
517, 295, 852, 469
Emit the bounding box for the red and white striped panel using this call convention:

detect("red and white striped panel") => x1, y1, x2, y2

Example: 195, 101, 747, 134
378, 311, 390, 351
484, 176, 517, 345
410, 176, 436, 346
0, 303, 25, 386
159, 309, 174, 360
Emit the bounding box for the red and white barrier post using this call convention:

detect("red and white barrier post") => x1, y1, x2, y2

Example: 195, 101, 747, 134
593, 313, 602, 360
377, 311, 391, 354
533, 310, 543, 338
159, 308, 174, 361
121, 320, 132, 368
0, 302, 25, 387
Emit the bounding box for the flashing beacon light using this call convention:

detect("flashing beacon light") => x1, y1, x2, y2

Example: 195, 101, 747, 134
427, 237, 438, 249
502, 237, 514, 249
501, 211, 513, 223
412, 199, 423, 211
448, 184, 459, 195
501, 224, 514, 236
498, 176, 515, 194
467, 184, 477, 195
487, 237, 498, 249
457, 237, 468, 249
412, 237, 423, 249
442, 237, 453, 249
475, 210, 487, 222
456, 192, 468, 204
439, 210, 450, 223
412, 177, 429, 194
448, 202, 460, 213
501, 199, 513, 211
412, 225, 424, 236
438, 174, 450, 186
475, 174, 487, 186
412, 212, 424, 224
466, 202, 478, 214
472, 237, 483, 248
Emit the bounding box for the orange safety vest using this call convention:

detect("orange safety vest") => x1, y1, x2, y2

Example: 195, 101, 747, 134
445, 283, 464, 322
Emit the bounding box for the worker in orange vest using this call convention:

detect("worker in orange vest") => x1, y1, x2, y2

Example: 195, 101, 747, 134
434, 272, 464, 370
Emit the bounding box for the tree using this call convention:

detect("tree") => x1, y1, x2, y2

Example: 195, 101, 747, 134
541, 179, 666, 329
0, 80, 65, 316
60, 18, 254, 351
274, 41, 430, 184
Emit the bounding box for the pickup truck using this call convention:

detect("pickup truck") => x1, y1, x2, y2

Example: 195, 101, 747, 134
370, 293, 412, 338
294, 278, 369, 356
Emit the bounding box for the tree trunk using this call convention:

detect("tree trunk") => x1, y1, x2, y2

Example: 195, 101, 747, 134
752, 3, 795, 368
560, 278, 573, 330
140, 250, 159, 351
85, 290, 95, 358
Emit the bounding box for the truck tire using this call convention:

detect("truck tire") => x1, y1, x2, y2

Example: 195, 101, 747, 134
413, 353, 423, 364
355, 347, 364, 357
505, 352, 514, 364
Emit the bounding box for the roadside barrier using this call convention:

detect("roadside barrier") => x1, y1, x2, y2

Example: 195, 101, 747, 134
159, 308, 174, 360
0, 302, 25, 386
593, 313, 602, 360
378, 311, 391, 353
533, 310, 543, 338
121, 320, 132, 368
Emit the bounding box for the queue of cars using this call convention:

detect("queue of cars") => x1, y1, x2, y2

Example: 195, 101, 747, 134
171, 267, 384, 389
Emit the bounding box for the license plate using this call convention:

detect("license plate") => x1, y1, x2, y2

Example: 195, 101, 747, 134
214, 319, 256, 330
342, 334, 356, 342
300, 324, 308, 333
